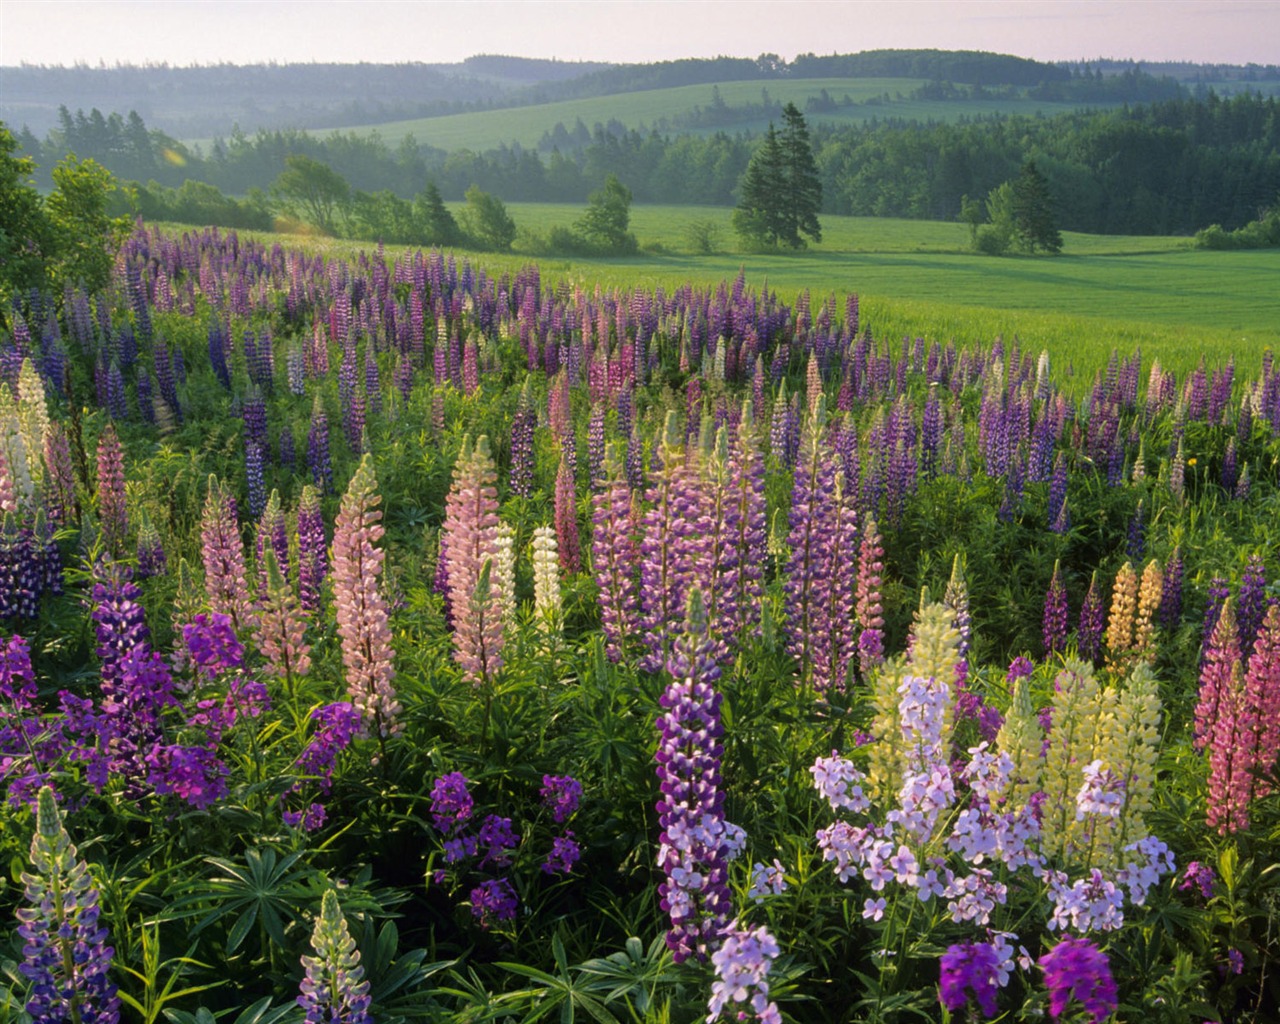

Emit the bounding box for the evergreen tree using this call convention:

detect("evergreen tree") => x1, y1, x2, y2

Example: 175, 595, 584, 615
413, 181, 462, 246
1011, 160, 1063, 254
733, 106, 822, 249
779, 102, 823, 246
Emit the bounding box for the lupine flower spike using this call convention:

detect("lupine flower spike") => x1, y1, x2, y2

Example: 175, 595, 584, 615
297, 888, 372, 1024
16, 786, 121, 1024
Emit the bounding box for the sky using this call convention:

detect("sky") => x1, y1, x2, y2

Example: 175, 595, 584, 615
2, 0, 1279, 68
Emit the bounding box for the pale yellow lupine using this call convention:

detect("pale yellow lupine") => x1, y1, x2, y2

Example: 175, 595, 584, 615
1133, 559, 1164, 666
1039, 660, 1101, 863
995, 673, 1044, 813
1104, 561, 1138, 673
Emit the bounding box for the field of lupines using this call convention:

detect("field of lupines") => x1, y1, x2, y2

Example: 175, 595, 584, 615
0, 222, 1278, 1023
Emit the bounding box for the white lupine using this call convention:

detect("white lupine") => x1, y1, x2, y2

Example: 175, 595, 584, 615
531, 525, 561, 623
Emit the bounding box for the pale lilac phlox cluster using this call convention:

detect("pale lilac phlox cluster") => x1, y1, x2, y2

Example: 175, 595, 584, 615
809, 752, 870, 813
748, 859, 788, 904
706, 922, 781, 1024
1046, 869, 1125, 933
1075, 759, 1125, 819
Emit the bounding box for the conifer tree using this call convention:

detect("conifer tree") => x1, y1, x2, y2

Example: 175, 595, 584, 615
732, 104, 822, 249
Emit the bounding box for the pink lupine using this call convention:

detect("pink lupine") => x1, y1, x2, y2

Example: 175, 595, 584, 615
1194, 599, 1241, 751
856, 514, 886, 674
254, 546, 312, 690
200, 476, 253, 631
442, 436, 504, 685
95, 423, 128, 555
554, 453, 581, 574
332, 454, 400, 737
1244, 603, 1280, 798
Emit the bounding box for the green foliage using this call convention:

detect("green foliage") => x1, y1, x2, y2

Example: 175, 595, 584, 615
572, 173, 638, 255
1195, 197, 1280, 249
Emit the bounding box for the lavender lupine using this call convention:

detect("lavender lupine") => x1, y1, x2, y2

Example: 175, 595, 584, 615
591, 449, 638, 662
16, 787, 121, 1024
200, 478, 252, 631
508, 378, 536, 498
655, 589, 739, 962
297, 888, 372, 1024
639, 413, 688, 673
95, 423, 128, 555
784, 403, 837, 686
1077, 571, 1106, 665
1237, 555, 1268, 660
727, 401, 767, 642
296, 485, 327, 615
332, 454, 401, 737
1159, 546, 1183, 630
307, 397, 335, 494
442, 436, 505, 685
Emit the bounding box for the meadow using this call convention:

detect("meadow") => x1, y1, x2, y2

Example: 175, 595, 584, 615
0, 215, 1277, 1024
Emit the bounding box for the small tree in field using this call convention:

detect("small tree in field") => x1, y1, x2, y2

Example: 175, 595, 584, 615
574, 173, 637, 255
1011, 160, 1063, 254
462, 185, 517, 251
271, 154, 351, 235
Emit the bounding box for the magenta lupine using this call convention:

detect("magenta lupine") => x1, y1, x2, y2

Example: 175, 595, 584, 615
655, 589, 739, 963
442, 436, 505, 685
95, 423, 128, 555
296, 485, 327, 614
554, 453, 582, 574
1043, 561, 1069, 656
297, 889, 372, 1024
330, 455, 400, 738
1195, 599, 1241, 751
200, 477, 252, 632
16, 787, 121, 1024
1038, 937, 1118, 1024
591, 450, 639, 663
856, 514, 886, 674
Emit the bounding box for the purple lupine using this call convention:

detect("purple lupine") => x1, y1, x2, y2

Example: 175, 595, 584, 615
655, 589, 738, 963
638, 414, 687, 673
1077, 571, 1106, 664
784, 411, 838, 686
1043, 560, 1069, 656
154, 340, 181, 424
16, 787, 121, 1024
591, 451, 639, 663
209, 322, 231, 390
1237, 555, 1268, 660
587, 403, 606, 487
296, 485, 328, 615
95, 423, 128, 555
332, 455, 401, 737
727, 402, 767, 643
308, 397, 335, 494
244, 442, 266, 521
242, 389, 269, 453
105, 362, 127, 421
1125, 499, 1145, 560
279, 426, 296, 473
297, 889, 371, 1024
508, 379, 536, 499
1038, 937, 1118, 1024
182, 612, 244, 680
1047, 451, 1070, 534
364, 346, 381, 416
90, 565, 151, 685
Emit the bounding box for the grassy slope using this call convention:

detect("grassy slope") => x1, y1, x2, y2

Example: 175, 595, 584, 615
298, 78, 1108, 152
183, 205, 1278, 375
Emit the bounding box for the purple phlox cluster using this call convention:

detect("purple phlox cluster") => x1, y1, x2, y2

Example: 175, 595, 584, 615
430, 771, 475, 833
476, 814, 520, 868
542, 831, 581, 875
16, 787, 121, 1024
297, 888, 372, 1024
955, 676, 1004, 744
939, 941, 1000, 1017
284, 803, 328, 832
293, 702, 363, 794
747, 859, 788, 904
706, 922, 781, 1024
1179, 860, 1216, 900
181, 612, 245, 680
0, 633, 38, 711
540, 773, 582, 823
144, 742, 228, 809
187, 675, 270, 746
469, 877, 519, 929
1223, 947, 1245, 976
1038, 936, 1118, 1024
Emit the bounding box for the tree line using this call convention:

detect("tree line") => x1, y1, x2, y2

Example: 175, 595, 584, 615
10, 89, 1280, 237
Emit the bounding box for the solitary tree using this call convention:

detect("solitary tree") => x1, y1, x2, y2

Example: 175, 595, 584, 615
271, 154, 350, 235
733, 103, 822, 249
413, 181, 462, 247
575, 173, 637, 254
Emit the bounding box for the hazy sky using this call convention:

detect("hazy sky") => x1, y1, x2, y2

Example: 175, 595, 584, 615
2, 0, 1278, 68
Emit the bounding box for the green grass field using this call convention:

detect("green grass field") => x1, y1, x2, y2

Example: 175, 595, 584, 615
289, 78, 1109, 154
187, 205, 1278, 376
